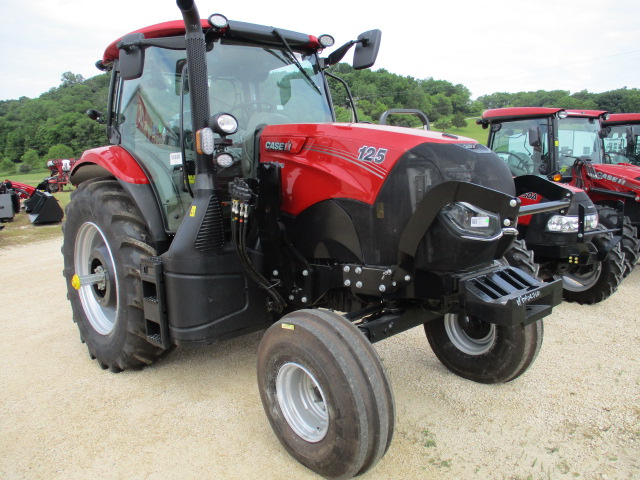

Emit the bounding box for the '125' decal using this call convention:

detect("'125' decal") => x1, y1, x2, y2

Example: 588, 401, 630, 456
358, 146, 388, 164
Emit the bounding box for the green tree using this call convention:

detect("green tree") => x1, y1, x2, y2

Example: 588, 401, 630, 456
0, 158, 15, 174
21, 148, 41, 170
46, 144, 74, 160
451, 113, 468, 130
434, 118, 452, 132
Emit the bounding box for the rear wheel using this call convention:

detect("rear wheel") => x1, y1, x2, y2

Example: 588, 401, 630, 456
561, 227, 625, 305
62, 178, 168, 372
257, 309, 394, 479
596, 205, 640, 277
425, 246, 544, 384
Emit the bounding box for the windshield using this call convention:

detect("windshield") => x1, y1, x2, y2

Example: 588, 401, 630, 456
489, 119, 549, 176
116, 41, 332, 232
557, 117, 603, 171
604, 125, 640, 165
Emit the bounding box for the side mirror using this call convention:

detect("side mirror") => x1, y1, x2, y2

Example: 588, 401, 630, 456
598, 126, 611, 139
626, 127, 636, 149
353, 29, 382, 70
118, 33, 145, 80
86, 109, 106, 124
528, 126, 541, 147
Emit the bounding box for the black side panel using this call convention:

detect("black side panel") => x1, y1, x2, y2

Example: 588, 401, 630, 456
284, 200, 363, 263
163, 245, 271, 347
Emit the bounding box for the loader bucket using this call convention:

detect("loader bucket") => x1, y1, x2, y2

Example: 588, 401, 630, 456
24, 190, 64, 224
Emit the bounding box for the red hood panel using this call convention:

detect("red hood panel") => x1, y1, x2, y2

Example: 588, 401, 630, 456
259, 123, 477, 215
591, 164, 640, 191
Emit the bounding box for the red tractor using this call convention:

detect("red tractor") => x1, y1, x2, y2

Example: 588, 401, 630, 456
602, 113, 640, 165
40, 158, 76, 193
480, 108, 632, 304
64, 1, 562, 477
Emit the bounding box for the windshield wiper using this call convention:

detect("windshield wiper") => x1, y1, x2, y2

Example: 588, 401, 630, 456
271, 28, 322, 96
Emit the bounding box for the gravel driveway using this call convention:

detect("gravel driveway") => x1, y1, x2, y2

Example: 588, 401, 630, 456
1, 237, 638, 479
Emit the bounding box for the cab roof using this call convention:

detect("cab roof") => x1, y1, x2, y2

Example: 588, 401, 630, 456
565, 110, 609, 119
602, 113, 640, 126
481, 107, 564, 123
480, 107, 610, 124
103, 19, 320, 65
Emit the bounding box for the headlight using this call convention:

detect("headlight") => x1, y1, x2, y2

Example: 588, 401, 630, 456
440, 202, 502, 240
208, 113, 238, 136
546, 214, 598, 232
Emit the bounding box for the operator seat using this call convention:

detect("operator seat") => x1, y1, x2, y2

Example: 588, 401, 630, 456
242, 112, 290, 178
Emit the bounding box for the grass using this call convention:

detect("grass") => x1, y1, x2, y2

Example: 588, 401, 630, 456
0, 173, 72, 249
436, 117, 489, 144
0, 169, 49, 184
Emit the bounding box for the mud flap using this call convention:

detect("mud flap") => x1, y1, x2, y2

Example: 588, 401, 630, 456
24, 191, 64, 224
460, 266, 563, 327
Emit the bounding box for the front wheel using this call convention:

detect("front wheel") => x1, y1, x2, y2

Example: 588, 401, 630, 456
62, 178, 168, 372
425, 314, 543, 384
257, 309, 394, 479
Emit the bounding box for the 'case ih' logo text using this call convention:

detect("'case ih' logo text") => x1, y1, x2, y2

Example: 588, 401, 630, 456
592, 171, 626, 185
515, 290, 540, 307
589, 172, 626, 185
266, 141, 293, 152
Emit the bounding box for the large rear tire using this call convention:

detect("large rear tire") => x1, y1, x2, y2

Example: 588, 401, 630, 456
257, 309, 394, 479
561, 227, 625, 305
62, 178, 168, 372
596, 205, 640, 277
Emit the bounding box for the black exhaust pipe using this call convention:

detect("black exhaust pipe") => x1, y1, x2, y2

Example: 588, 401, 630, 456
176, 0, 215, 184
159, 1, 271, 347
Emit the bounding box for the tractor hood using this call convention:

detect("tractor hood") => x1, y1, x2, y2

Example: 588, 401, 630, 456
259, 122, 515, 215
260, 122, 518, 271
590, 163, 640, 192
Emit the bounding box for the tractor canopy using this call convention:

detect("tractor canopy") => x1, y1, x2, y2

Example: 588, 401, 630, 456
602, 113, 640, 165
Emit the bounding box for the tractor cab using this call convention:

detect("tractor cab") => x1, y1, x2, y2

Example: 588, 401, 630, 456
602, 113, 640, 165
479, 108, 607, 181
89, 18, 377, 232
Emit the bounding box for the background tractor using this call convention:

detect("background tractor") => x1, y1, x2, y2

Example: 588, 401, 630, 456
63, 1, 562, 477
480, 108, 630, 304
602, 113, 640, 165
39, 158, 76, 193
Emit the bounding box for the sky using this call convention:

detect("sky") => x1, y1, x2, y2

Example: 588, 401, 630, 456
0, 0, 638, 102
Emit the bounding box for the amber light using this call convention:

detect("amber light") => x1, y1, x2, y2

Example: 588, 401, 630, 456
552, 174, 562, 182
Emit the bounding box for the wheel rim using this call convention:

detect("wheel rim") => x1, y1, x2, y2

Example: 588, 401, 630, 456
276, 362, 328, 443
562, 263, 602, 292
444, 313, 496, 356
74, 222, 118, 335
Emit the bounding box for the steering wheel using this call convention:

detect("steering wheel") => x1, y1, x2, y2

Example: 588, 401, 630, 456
498, 152, 534, 174
230, 101, 274, 119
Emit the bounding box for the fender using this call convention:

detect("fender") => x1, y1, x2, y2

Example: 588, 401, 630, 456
70, 145, 169, 248
71, 145, 149, 185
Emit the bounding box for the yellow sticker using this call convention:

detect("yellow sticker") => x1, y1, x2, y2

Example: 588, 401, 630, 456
281, 323, 295, 330
190, 206, 197, 217
555, 140, 559, 147
188, 175, 195, 184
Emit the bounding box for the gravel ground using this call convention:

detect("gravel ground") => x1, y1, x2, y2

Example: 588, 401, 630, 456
1, 237, 638, 480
